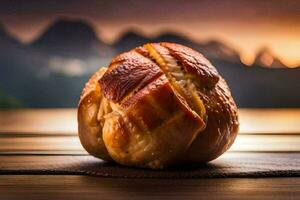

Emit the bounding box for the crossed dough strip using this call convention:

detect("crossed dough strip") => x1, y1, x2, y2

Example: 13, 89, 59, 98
78, 42, 239, 169
144, 43, 206, 119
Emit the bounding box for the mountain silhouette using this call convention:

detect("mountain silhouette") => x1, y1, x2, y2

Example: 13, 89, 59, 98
154, 33, 240, 62
32, 19, 99, 47
253, 47, 287, 68
0, 24, 21, 46
114, 31, 149, 52
114, 31, 241, 63
0, 19, 299, 108
31, 19, 114, 58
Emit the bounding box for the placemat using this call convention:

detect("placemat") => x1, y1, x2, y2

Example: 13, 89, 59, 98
0, 153, 299, 178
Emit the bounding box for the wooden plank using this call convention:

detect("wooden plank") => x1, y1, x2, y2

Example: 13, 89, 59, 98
1, 109, 300, 134
229, 135, 300, 152
0, 136, 84, 152
0, 135, 299, 154
0, 109, 76, 134
238, 109, 300, 134
0, 175, 299, 200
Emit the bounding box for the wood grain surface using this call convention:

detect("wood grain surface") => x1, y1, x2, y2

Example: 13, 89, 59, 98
0, 109, 299, 199
0, 176, 299, 200
1, 109, 299, 134
1, 134, 299, 154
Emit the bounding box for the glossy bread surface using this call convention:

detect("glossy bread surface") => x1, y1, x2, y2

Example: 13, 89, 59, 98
78, 42, 239, 169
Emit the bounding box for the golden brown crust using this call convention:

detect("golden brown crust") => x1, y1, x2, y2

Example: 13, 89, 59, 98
102, 76, 205, 168
99, 51, 163, 103
161, 42, 219, 88
78, 68, 112, 160
78, 42, 239, 169
182, 77, 239, 162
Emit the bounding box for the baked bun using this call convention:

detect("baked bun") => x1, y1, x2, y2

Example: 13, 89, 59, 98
78, 42, 239, 169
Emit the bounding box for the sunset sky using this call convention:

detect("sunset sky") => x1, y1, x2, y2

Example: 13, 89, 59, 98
1, 0, 299, 67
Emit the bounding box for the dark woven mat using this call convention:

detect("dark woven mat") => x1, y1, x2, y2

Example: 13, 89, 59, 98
1, 153, 299, 178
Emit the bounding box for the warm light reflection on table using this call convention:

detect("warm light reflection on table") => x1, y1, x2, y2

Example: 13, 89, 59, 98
1, 108, 300, 134
0, 109, 299, 154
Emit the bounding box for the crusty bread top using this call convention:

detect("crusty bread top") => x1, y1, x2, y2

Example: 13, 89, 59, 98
78, 42, 239, 168
99, 43, 219, 104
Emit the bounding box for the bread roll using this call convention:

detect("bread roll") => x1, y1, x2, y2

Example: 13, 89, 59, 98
78, 42, 239, 169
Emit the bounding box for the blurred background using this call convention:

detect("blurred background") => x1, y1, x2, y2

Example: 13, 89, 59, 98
0, 0, 299, 108
0, 2, 300, 188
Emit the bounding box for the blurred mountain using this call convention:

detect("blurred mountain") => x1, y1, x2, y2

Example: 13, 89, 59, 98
213, 60, 300, 108
114, 32, 240, 63
30, 19, 114, 58
0, 19, 299, 108
0, 24, 20, 46
0, 20, 101, 107
114, 31, 149, 52
253, 47, 287, 68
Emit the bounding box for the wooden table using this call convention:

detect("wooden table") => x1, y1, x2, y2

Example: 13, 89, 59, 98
0, 109, 299, 199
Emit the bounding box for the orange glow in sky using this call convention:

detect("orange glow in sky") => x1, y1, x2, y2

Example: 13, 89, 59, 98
1, 0, 299, 67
